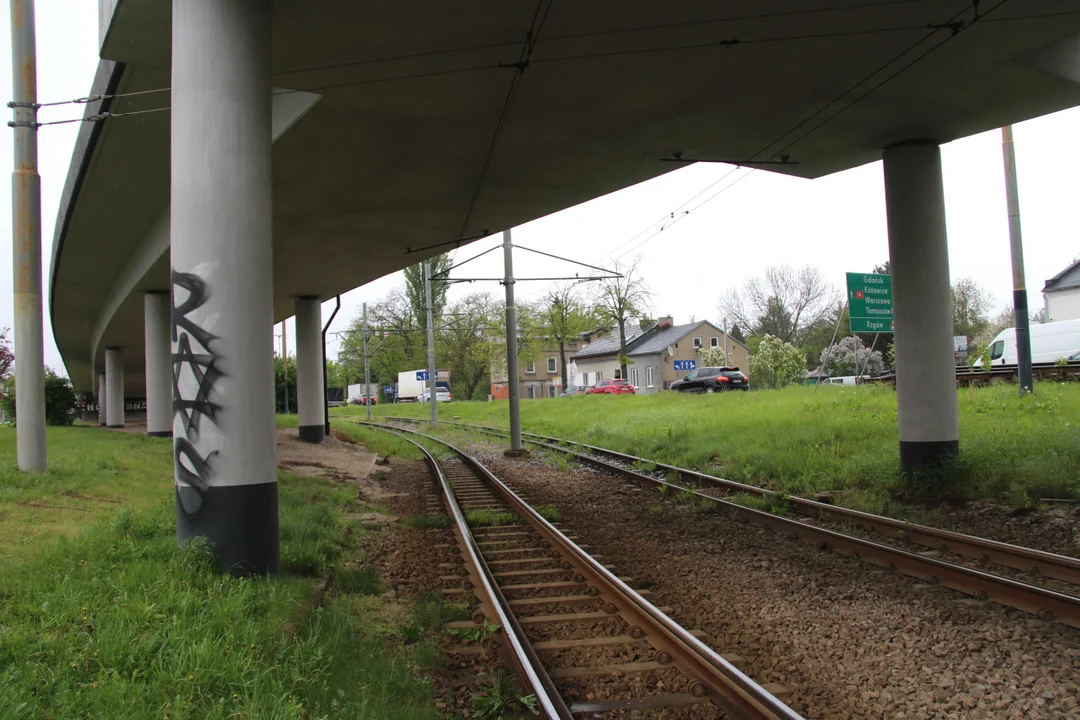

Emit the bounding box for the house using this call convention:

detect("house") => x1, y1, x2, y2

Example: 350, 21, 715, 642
571, 317, 750, 393
489, 338, 585, 400
1044, 258, 1080, 322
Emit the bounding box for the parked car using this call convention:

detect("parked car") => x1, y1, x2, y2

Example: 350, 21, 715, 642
349, 395, 377, 406
420, 388, 452, 403
560, 385, 589, 397
670, 366, 749, 392
585, 379, 635, 395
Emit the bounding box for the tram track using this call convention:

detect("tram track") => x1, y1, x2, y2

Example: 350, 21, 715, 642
379, 416, 1080, 630
356, 421, 802, 719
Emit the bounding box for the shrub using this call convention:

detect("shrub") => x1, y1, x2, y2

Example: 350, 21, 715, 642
749, 335, 805, 389
3, 368, 79, 426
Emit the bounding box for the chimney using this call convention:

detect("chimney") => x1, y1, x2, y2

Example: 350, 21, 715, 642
658, 315, 674, 329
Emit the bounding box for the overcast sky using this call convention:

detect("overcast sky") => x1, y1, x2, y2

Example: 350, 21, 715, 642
0, 5, 1077, 374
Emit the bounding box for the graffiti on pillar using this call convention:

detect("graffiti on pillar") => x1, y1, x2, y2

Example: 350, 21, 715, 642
172, 269, 224, 516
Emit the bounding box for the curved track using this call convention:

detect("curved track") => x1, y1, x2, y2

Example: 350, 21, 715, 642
381, 416, 1080, 629
358, 422, 802, 720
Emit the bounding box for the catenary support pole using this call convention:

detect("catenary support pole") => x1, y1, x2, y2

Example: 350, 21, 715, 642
282, 321, 290, 414
723, 317, 729, 365
295, 297, 325, 443
424, 262, 438, 427
9, 0, 45, 471
883, 141, 959, 473
97, 373, 107, 426
171, 0, 278, 574
144, 292, 172, 436
105, 347, 124, 428
503, 231, 525, 455
363, 303, 372, 420
1002, 125, 1034, 394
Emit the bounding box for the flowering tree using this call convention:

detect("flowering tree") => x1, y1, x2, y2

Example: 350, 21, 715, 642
697, 345, 728, 367
749, 334, 805, 389
819, 335, 884, 377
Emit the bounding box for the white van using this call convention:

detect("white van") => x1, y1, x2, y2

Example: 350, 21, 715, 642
979, 319, 1080, 366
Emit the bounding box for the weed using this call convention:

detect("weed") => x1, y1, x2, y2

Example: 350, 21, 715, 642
657, 483, 672, 497
552, 453, 576, 472
631, 459, 658, 473
466, 509, 517, 527
533, 504, 560, 522
398, 620, 424, 644
471, 670, 540, 719
449, 619, 501, 644
729, 491, 791, 516
335, 565, 383, 595
676, 488, 697, 505
401, 514, 449, 529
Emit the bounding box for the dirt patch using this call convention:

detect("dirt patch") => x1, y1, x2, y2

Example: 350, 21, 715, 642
60, 491, 122, 504
275, 428, 401, 506
912, 501, 1080, 558
475, 451, 1080, 720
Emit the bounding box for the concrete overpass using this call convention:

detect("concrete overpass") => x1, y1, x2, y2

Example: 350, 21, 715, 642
50, 0, 1080, 570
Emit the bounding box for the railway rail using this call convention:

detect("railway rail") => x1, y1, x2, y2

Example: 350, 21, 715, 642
867, 360, 1080, 387
381, 416, 1080, 630
356, 421, 802, 720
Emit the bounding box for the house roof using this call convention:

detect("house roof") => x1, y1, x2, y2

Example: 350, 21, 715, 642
571, 324, 650, 360
1044, 257, 1080, 293
629, 320, 749, 356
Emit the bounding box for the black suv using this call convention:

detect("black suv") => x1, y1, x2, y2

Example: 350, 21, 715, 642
671, 366, 749, 393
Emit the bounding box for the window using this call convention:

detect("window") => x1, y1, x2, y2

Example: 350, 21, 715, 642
547, 356, 557, 373
710, 337, 719, 348
630, 368, 639, 386
525, 360, 536, 374
646, 366, 655, 388
990, 341, 1005, 360
693, 337, 702, 349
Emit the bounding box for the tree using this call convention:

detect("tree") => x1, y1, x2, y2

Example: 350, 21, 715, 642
273, 355, 296, 413
952, 277, 992, 342
697, 345, 729, 367
749, 335, 806, 389
439, 293, 500, 401
728, 324, 745, 344
819, 336, 884, 377
872, 260, 891, 275
543, 284, 594, 389
595, 258, 651, 381
718, 265, 838, 346
404, 254, 452, 332
3, 367, 78, 425
0, 328, 13, 379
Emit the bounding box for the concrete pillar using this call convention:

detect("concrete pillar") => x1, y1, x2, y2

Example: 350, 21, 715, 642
882, 141, 959, 472
294, 297, 325, 443
97, 373, 107, 426
105, 347, 124, 428
144, 292, 172, 437
171, 0, 278, 574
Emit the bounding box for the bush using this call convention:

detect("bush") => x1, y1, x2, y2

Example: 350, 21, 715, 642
749, 334, 805, 389
2, 368, 78, 426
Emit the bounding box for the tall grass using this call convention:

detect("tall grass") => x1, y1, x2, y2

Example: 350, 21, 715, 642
375, 384, 1080, 504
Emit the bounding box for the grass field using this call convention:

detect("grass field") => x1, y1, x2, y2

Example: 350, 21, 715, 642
0, 425, 442, 719
362, 383, 1080, 510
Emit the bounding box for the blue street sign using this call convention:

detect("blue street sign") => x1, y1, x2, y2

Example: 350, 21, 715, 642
416, 371, 429, 380
673, 359, 696, 371
383, 386, 393, 394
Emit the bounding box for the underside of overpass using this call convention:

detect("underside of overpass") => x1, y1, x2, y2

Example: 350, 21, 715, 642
53, 0, 1080, 395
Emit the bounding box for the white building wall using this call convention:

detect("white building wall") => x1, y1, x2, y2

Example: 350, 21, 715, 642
571, 357, 623, 386
1046, 288, 1080, 322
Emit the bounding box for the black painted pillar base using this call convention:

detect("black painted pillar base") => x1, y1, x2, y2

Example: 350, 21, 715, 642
106, 424, 124, 429
176, 482, 280, 575
298, 424, 325, 443
147, 430, 173, 438
899, 440, 959, 474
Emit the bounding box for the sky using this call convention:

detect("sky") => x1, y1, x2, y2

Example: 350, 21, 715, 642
0, 5, 1078, 374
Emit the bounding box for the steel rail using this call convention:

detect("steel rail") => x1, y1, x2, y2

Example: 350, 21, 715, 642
380, 416, 1080, 628
367, 425, 571, 719
356, 420, 803, 720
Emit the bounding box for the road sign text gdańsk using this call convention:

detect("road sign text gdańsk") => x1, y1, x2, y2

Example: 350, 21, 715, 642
846, 272, 893, 333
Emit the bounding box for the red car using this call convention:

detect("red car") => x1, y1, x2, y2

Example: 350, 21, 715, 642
585, 379, 636, 395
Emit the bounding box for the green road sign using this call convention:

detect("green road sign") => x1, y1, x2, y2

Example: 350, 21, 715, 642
846, 272, 893, 333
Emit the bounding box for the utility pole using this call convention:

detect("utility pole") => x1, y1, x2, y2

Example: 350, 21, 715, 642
363, 302, 372, 420
424, 262, 438, 427
1002, 125, 1034, 394
9, 0, 46, 471
723, 316, 729, 366
503, 230, 525, 455
282, 321, 290, 413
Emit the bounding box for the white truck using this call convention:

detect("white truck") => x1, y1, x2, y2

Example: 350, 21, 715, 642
977, 318, 1080, 366
395, 369, 451, 403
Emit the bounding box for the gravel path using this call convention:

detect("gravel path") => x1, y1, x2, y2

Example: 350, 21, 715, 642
477, 452, 1080, 720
